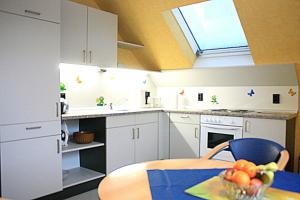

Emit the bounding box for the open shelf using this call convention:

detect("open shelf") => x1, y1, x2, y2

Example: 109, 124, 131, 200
117, 41, 144, 49
63, 167, 105, 189
62, 141, 104, 153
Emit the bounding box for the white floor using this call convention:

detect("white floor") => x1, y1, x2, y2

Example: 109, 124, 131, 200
64, 189, 99, 200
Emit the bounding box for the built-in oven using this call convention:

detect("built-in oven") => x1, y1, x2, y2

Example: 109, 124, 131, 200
200, 115, 243, 162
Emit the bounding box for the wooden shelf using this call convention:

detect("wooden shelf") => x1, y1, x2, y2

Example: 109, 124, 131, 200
117, 41, 144, 49
62, 141, 104, 153
63, 167, 105, 189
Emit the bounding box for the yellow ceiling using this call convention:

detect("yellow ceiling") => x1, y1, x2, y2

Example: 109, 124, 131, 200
234, 0, 300, 64
72, 0, 300, 70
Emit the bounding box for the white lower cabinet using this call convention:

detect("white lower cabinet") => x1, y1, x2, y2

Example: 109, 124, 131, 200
106, 126, 136, 174
243, 118, 286, 147
1, 135, 62, 200
135, 123, 158, 163
170, 122, 200, 159
106, 113, 158, 173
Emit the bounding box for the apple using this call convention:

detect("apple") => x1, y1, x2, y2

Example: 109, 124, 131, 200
224, 168, 237, 181
247, 178, 263, 195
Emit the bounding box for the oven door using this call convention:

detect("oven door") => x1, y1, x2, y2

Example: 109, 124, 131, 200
200, 124, 243, 161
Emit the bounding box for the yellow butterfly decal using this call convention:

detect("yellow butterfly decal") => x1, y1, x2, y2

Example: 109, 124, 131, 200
288, 88, 296, 96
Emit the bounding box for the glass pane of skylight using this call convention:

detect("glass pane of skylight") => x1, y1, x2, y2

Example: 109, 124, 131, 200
179, 0, 248, 51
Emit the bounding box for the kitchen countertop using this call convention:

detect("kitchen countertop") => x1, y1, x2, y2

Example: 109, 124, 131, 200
62, 108, 297, 120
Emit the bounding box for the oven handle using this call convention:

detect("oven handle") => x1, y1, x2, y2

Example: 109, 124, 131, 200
201, 124, 242, 131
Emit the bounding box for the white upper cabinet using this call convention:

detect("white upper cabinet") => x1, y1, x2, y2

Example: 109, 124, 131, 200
87, 7, 117, 67
0, 12, 60, 125
0, 0, 60, 23
61, 0, 87, 65
61, 0, 117, 67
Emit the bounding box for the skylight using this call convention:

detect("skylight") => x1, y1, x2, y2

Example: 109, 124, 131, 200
174, 0, 248, 54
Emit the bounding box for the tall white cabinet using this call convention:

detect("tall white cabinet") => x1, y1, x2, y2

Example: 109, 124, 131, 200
0, 12, 60, 125
0, 1, 62, 199
61, 0, 117, 67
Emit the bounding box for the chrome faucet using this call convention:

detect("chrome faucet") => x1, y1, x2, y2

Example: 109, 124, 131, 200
109, 103, 113, 110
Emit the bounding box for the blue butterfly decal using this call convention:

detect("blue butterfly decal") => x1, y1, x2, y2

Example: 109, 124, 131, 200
247, 89, 255, 97
142, 80, 147, 84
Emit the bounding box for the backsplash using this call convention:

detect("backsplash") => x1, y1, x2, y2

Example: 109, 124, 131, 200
59, 64, 157, 109
157, 86, 298, 111
60, 64, 298, 112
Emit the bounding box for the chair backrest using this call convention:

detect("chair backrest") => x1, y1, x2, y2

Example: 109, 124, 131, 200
229, 138, 285, 165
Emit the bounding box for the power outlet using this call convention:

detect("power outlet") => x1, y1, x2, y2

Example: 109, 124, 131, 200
198, 93, 203, 101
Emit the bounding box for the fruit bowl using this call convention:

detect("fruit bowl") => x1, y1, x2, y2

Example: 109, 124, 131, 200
219, 170, 272, 200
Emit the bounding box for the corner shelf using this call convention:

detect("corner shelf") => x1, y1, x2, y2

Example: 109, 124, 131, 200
63, 167, 105, 189
117, 41, 144, 49
62, 141, 104, 153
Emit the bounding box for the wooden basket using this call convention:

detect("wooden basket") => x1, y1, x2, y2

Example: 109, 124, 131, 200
73, 131, 95, 144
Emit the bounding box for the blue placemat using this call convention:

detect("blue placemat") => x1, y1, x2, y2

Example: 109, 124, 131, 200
147, 169, 300, 200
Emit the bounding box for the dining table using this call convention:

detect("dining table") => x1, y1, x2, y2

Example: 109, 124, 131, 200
98, 159, 234, 200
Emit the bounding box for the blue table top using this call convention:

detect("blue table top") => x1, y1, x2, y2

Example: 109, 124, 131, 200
147, 169, 300, 200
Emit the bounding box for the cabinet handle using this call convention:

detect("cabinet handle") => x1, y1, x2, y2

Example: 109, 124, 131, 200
83, 50, 86, 63
137, 128, 140, 139
56, 102, 59, 117
132, 128, 135, 140
245, 120, 250, 132
57, 139, 60, 154
194, 128, 198, 139
89, 51, 92, 63
180, 115, 190, 118
26, 126, 42, 131
25, 10, 41, 16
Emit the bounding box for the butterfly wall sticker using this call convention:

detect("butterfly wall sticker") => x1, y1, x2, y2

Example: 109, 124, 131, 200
247, 89, 255, 97
142, 80, 147, 85
288, 88, 296, 96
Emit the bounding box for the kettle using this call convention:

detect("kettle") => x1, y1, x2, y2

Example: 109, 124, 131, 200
60, 98, 69, 114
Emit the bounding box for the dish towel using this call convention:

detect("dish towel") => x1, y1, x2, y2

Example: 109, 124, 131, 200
147, 169, 300, 200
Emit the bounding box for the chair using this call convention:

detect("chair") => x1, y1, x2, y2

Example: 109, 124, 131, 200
202, 138, 289, 170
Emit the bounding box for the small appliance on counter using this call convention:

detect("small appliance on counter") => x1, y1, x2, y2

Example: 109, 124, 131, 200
140, 90, 151, 108
61, 121, 69, 147
151, 97, 162, 108
60, 97, 69, 114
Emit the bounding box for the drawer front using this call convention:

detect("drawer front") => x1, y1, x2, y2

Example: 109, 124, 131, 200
106, 114, 136, 128
0, 0, 60, 23
0, 121, 60, 142
135, 112, 158, 125
169, 113, 200, 124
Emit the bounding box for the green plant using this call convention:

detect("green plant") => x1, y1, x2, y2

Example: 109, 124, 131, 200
60, 82, 66, 92
96, 96, 106, 106
211, 95, 219, 104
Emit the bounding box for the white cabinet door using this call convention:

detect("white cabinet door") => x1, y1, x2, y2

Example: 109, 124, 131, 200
159, 112, 170, 159
60, 0, 87, 65
87, 7, 117, 68
0, 0, 60, 23
0, 12, 60, 125
135, 123, 158, 163
243, 118, 286, 147
170, 122, 200, 159
106, 126, 135, 174
1, 135, 62, 200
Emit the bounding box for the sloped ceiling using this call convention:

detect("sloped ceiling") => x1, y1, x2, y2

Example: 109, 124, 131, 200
72, 0, 300, 70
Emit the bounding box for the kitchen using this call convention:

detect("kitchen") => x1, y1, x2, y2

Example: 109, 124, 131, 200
1, 0, 300, 200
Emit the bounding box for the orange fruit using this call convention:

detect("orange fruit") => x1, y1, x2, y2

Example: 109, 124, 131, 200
233, 160, 249, 170
231, 170, 251, 186
243, 162, 257, 178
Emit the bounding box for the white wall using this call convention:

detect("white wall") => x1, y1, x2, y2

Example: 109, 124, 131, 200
60, 64, 298, 112
60, 64, 157, 109
157, 86, 298, 111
